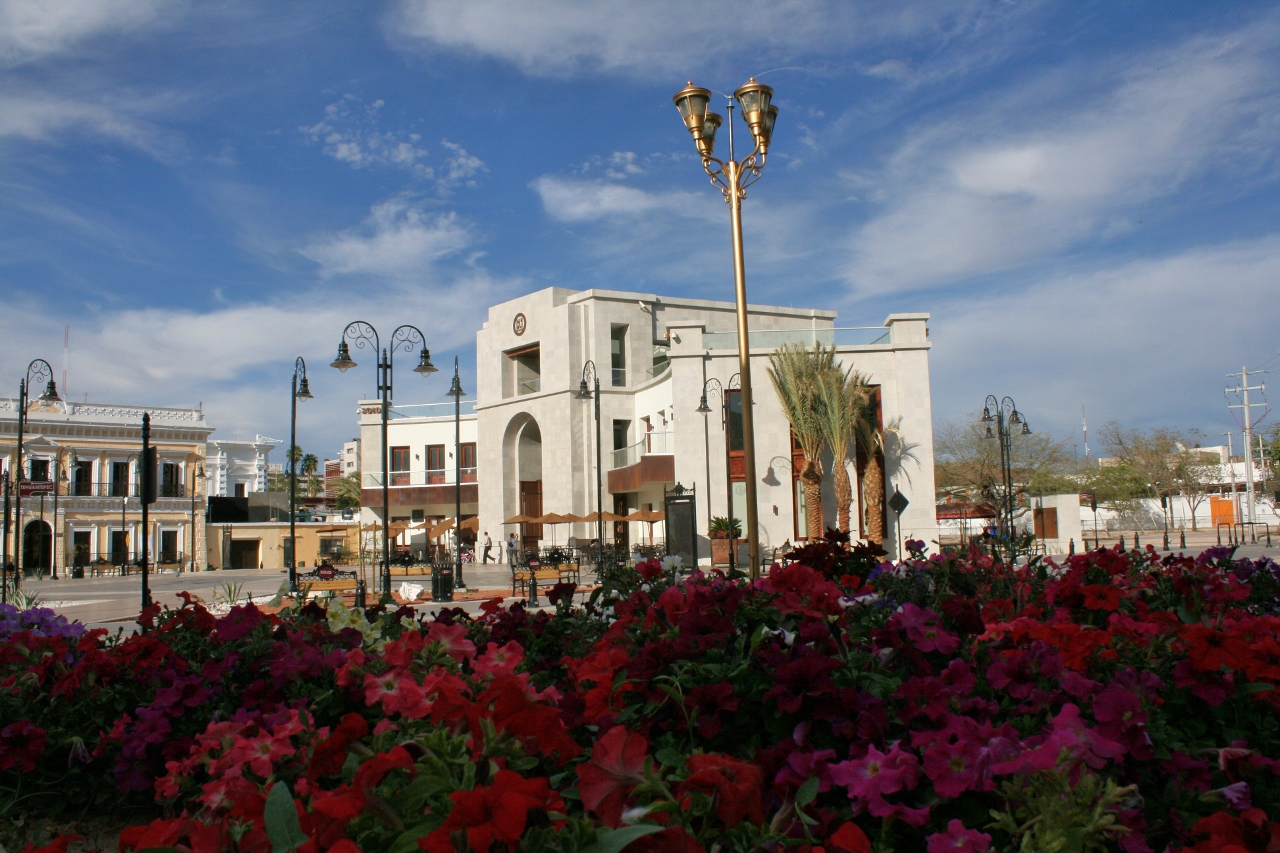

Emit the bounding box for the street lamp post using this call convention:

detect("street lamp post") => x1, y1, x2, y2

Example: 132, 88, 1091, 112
1, 471, 9, 603
13, 358, 60, 590
576, 361, 604, 576
980, 395, 1030, 564
672, 79, 778, 579
331, 322, 437, 596
288, 357, 314, 593
447, 357, 468, 591
696, 375, 740, 573
190, 464, 204, 573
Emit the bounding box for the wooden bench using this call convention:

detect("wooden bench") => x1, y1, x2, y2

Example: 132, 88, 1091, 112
511, 564, 579, 596
388, 564, 431, 577
297, 568, 360, 603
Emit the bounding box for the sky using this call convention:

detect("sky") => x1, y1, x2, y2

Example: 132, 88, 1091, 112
1, 0, 1278, 461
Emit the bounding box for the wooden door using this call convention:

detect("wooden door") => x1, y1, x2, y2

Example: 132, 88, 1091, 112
520, 480, 542, 548
1033, 507, 1059, 540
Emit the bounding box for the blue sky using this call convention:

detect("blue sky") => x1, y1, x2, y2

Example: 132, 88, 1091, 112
1, 0, 1278, 459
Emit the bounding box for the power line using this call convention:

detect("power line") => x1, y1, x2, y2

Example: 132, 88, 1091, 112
1225, 366, 1268, 525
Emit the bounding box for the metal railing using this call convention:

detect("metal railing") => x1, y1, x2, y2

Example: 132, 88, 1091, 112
28, 482, 187, 498
612, 431, 672, 469
702, 326, 891, 351
519, 377, 541, 394
611, 368, 626, 387
366, 468, 478, 488
646, 361, 670, 380
389, 400, 476, 419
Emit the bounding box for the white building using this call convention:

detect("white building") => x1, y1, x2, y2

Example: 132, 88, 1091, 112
205, 436, 279, 497
0, 397, 212, 573
365, 287, 938, 561
342, 439, 359, 476
356, 402, 478, 550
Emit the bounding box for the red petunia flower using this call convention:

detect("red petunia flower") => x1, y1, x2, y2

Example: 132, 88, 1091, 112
577, 726, 649, 827
419, 770, 564, 853
0, 719, 47, 772
1080, 585, 1122, 612
678, 753, 765, 826
829, 822, 872, 853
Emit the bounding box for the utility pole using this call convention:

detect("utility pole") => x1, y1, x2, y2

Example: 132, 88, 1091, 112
1226, 367, 1268, 527
1225, 432, 1239, 523
1082, 404, 1089, 468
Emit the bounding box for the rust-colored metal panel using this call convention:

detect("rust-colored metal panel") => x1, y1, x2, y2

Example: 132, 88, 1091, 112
607, 454, 676, 494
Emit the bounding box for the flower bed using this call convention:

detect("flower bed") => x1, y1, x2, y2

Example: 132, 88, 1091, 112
2, 542, 1280, 853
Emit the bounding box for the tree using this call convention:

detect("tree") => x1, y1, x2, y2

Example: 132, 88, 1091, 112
768, 343, 836, 540
815, 366, 872, 533
332, 473, 361, 510
1099, 423, 1220, 531
857, 407, 917, 545
934, 415, 1072, 520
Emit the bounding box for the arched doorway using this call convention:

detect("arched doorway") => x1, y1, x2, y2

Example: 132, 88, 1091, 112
502, 414, 543, 551
23, 520, 52, 573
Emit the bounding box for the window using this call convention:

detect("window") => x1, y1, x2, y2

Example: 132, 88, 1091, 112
726, 390, 744, 452
391, 446, 410, 486
613, 419, 631, 451
234, 482, 246, 498
162, 463, 181, 497
611, 325, 627, 386
460, 442, 477, 483
73, 461, 91, 496
29, 459, 49, 481
320, 538, 345, 558
426, 445, 445, 484
411, 509, 425, 522
506, 344, 540, 396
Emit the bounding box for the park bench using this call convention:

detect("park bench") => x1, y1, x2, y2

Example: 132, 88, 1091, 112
297, 566, 359, 602
387, 564, 431, 577
511, 562, 578, 596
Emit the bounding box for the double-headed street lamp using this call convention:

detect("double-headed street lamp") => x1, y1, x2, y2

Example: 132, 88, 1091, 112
12, 358, 60, 591
576, 361, 605, 574
673, 78, 778, 579
288, 357, 313, 593
331, 322, 437, 596
446, 357, 467, 592
981, 395, 1031, 561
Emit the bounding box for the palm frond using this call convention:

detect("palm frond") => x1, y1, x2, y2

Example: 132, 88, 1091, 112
767, 343, 835, 461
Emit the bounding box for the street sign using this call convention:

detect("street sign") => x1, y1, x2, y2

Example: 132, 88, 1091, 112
18, 481, 54, 498
317, 564, 336, 580
888, 489, 909, 515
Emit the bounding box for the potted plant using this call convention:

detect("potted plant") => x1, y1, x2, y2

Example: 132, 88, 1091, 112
709, 516, 741, 566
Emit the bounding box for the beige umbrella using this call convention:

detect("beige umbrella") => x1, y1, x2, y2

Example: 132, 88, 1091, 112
503, 514, 538, 524
460, 516, 480, 532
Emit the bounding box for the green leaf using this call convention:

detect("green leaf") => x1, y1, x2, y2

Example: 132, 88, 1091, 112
387, 823, 438, 853
264, 781, 309, 853
654, 747, 682, 767
1241, 682, 1276, 694
795, 776, 820, 807
583, 825, 667, 853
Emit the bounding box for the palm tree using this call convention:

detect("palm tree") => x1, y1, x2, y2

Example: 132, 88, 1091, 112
854, 399, 918, 544
816, 366, 871, 534
332, 472, 361, 510
768, 343, 836, 540
301, 453, 319, 478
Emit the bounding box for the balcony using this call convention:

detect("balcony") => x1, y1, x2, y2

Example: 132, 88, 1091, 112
365, 469, 478, 488
519, 378, 541, 394
612, 432, 672, 470
34, 482, 189, 498
702, 327, 890, 350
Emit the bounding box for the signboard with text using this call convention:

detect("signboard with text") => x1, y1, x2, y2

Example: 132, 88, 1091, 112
18, 481, 55, 498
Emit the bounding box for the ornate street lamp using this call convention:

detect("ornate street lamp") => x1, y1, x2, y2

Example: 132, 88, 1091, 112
12, 358, 59, 591
673, 78, 779, 579
288, 357, 313, 593
446, 357, 467, 592
331, 322, 437, 596
576, 361, 604, 575
981, 395, 1031, 563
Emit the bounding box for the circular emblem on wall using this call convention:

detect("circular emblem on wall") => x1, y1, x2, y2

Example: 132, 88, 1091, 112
513, 313, 527, 336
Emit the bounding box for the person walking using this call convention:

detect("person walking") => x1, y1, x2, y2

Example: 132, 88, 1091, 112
482, 531, 493, 564
506, 532, 519, 565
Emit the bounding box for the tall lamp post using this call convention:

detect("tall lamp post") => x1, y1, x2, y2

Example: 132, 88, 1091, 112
13, 358, 60, 589
576, 361, 604, 574
288, 357, 314, 592
446, 357, 467, 591
672, 79, 778, 579
980, 395, 1030, 563
331, 322, 437, 595
1, 471, 9, 603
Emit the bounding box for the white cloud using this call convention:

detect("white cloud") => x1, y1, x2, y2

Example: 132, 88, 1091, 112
927, 235, 1280, 435
532, 174, 710, 223
844, 25, 1280, 295
299, 195, 473, 279
0, 90, 168, 153
302, 95, 432, 177
386, 0, 1006, 77
438, 139, 486, 190
0, 0, 176, 66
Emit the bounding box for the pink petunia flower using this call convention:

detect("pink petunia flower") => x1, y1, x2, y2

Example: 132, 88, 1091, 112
926, 819, 992, 853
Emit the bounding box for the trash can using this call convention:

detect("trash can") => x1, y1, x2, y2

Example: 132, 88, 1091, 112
71, 566, 85, 579
432, 567, 454, 602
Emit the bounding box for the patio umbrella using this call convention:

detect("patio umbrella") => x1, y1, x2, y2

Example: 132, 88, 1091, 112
503, 514, 538, 524
623, 509, 665, 546
460, 516, 480, 532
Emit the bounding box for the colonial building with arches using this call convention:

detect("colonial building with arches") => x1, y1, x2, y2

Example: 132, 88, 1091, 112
0, 398, 212, 576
